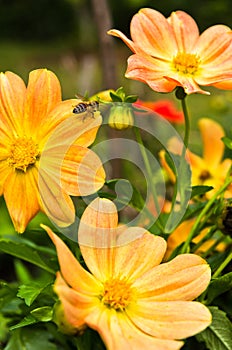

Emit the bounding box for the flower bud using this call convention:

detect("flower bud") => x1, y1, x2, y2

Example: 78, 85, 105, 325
108, 105, 134, 130
53, 301, 86, 335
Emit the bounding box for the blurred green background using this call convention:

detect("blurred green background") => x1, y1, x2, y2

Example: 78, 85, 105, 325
0, 0, 232, 97
0, 0, 232, 237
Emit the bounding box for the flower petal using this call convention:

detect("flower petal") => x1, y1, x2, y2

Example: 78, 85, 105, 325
61, 145, 105, 196
4, 167, 40, 232
107, 29, 136, 52
41, 225, 102, 293
126, 54, 177, 93
127, 300, 211, 340
54, 272, 99, 329
85, 307, 184, 350
38, 167, 75, 227
79, 198, 167, 281
198, 118, 225, 169
130, 8, 177, 59
78, 198, 119, 280
168, 11, 199, 52
133, 253, 211, 300
164, 73, 210, 95
0, 71, 26, 136
24, 69, 61, 135
213, 79, 232, 90
41, 112, 102, 151
196, 25, 232, 64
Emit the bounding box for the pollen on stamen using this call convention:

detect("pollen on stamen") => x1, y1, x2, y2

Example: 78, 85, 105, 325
101, 278, 135, 311
173, 52, 200, 75
8, 136, 40, 172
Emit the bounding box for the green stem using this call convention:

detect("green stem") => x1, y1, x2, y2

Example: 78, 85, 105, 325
133, 126, 163, 231
181, 177, 232, 253
181, 98, 190, 149
213, 250, 232, 278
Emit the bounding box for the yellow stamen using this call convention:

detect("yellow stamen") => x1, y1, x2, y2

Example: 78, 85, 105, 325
8, 136, 40, 172
101, 278, 135, 310
173, 52, 200, 75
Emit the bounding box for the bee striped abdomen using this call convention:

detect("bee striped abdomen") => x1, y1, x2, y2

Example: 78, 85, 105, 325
73, 103, 88, 114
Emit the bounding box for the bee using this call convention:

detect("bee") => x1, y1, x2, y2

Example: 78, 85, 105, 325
73, 94, 99, 120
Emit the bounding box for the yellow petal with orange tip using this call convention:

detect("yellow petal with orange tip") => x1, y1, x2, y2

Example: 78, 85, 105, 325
198, 118, 225, 169
127, 299, 212, 340
3, 167, 40, 233
85, 307, 184, 350
39, 166, 75, 227
54, 272, 100, 329
24, 69, 62, 134
0, 71, 26, 136
133, 253, 211, 301
61, 145, 105, 196
78, 198, 167, 282
41, 225, 102, 293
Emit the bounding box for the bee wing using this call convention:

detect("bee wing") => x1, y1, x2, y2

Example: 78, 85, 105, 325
75, 92, 89, 101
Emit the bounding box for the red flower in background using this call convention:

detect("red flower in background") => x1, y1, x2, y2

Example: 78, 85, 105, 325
135, 99, 184, 123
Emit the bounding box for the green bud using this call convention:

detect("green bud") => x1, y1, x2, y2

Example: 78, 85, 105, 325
108, 105, 134, 130
53, 301, 86, 335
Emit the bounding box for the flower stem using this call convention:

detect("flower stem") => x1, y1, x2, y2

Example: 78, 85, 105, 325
213, 250, 232, 278
181, 98, 190, 149
133, 126, 163, 231
175, 87, 190, 149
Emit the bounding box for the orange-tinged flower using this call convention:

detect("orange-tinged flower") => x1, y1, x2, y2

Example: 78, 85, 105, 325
160, 118, 232, 198
0, 69, 105, 232
42, 197, 212, 350
108, 8, 232, 95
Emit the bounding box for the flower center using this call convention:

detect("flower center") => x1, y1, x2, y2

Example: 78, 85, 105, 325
101, 278, 134, 310
8, 136, 40, 172
173, 52, 200, 75
199, 169, 211, 181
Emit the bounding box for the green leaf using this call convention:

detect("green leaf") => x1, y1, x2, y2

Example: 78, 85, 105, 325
30, 306, 53, 322
14, 259, 32, 284
105, 179, 145, 211
222, 136, 232, 150
196, 306, 232, 350
191, 185, 214, 198
0, 239, 56, 274
5, 327, 57, 350
0, 281, 17, 309
207, 272, 232, 304
0, 313, 10, 343
10, 314, 38, 330
17, 281, 53, 306
109, 91, 122, 102
125, 95, 138, 103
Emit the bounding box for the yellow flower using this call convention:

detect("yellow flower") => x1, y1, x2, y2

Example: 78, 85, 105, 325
164, 218, 226, 260
108, 8, 232, 95
0, 69, 105, 232
160, 118, 232, 198
42, 197, 212, 350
